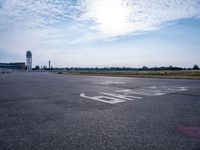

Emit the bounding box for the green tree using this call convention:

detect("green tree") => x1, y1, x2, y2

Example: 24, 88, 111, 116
193, 64, 199, 70
142, 66, 149, 71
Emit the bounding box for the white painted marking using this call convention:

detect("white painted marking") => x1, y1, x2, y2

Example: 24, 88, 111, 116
154, 93, 166, 96
93, 81, 125, 85
159, 86, 179, 92
116, 86, 188, 97
99, 92, 142, 100
179, 87, 188, 91
149, 86, 157, 89
116, 89, 164, 96
80, 93, 126, 104
80, 85, 189, 104
157, 86, 188, 93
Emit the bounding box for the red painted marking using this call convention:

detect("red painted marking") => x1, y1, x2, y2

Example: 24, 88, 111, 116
177, 127, 200, 139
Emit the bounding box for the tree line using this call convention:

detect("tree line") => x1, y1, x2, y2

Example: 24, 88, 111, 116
33, 64, 199, 71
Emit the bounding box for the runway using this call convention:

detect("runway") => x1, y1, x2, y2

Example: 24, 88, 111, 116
0, 72, 200, 150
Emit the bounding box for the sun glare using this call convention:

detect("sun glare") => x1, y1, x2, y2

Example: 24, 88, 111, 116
88, 0, 131, 35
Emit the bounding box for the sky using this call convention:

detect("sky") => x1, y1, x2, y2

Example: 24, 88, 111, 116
0, 0, 200, 68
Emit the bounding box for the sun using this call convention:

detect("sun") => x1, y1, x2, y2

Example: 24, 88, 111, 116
85, 0, 132, 36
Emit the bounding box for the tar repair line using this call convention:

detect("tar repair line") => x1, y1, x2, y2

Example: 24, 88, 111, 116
80, 85, 189, 104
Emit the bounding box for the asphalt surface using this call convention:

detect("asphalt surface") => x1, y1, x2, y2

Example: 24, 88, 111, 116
0, 72, 200, 150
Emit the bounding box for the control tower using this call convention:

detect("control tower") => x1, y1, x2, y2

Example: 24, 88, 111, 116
26, 51, 32, 71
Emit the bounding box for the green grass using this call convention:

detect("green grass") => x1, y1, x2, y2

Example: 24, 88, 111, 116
60, 70, 200, 80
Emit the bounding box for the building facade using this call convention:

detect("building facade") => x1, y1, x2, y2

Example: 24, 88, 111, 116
0, 63, 26, 69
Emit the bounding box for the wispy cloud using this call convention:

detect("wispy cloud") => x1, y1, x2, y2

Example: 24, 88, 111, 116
0, 0, 200, 39
0, 0, 200, 43
80, 0, 200, 37
0, 0, 79, 30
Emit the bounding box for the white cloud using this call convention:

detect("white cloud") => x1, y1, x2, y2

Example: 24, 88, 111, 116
0, 0, 200, 39
0, 0, 79, 30
1, 0, 200, 67
80, 0, 200, 37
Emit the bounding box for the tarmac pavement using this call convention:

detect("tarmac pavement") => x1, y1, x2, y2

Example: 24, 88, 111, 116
0, 72, 200, 150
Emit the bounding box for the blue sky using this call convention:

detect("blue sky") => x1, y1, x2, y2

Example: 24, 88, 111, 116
0, 0, 200, 68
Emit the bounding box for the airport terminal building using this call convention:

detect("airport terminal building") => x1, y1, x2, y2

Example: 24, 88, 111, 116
0, 51, 32, 73
0, 62, 26, 73
0, 62, 26, 70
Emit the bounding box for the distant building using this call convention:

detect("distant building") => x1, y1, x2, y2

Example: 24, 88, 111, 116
26, 51, 32, 71
48, 60, 51, 69
0, 51, 33, 73
0, 62, 26, 70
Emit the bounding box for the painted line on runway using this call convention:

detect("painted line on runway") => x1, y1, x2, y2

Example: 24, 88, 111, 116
116, 89, 166, 96
80, 85, 189, 104
80, 93, 126, 104
99, 92, 142, 100
93, 81, 126, 85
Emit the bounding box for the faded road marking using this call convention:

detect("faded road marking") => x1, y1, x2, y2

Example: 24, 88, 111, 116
116, 86, 188, 96
93, 81, 126, 85
80, 85, 189, 104
80, 93, 126, 104
99, 92, 142, 100
116, 89, 165, 96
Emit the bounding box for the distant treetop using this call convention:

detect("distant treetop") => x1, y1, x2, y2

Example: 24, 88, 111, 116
193, 64, 199, 70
